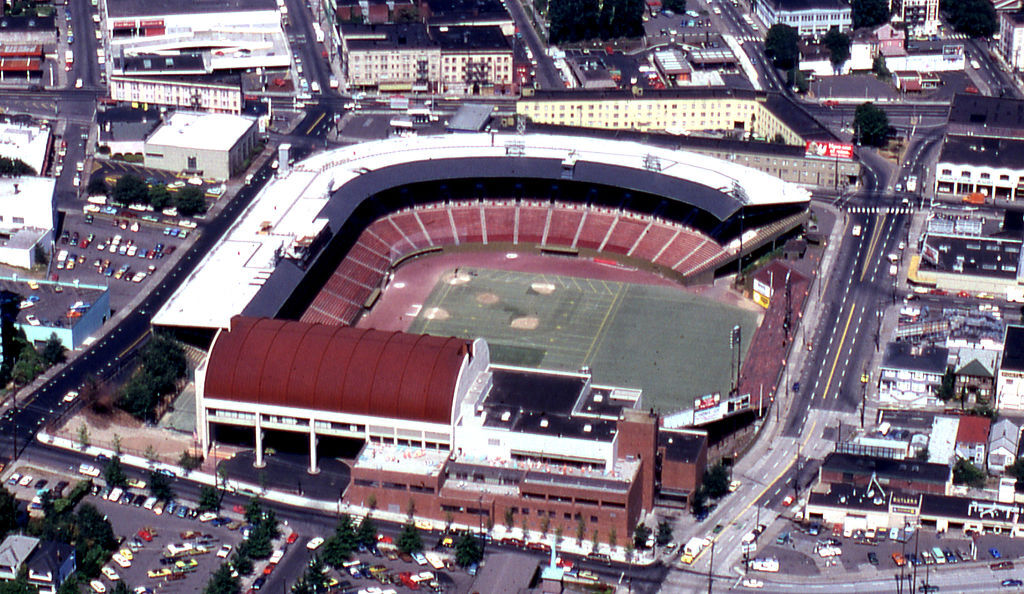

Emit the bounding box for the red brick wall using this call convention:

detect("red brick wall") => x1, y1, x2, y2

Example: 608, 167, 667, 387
615, 410, 658, 512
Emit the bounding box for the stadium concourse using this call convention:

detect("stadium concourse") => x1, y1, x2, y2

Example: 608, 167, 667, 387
156, 133, 811, 541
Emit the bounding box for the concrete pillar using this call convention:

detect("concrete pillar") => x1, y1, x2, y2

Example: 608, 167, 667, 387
309, 423, 319, 475
254, 414, 265, 469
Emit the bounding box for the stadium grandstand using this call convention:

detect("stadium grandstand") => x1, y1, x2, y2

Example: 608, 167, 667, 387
153, 133, 811, 336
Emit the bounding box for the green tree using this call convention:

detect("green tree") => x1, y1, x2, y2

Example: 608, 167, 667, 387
231, 552, 253, 577
355, 516, 376, 549
245, 523, 274, 559
11, 344, 43, 386
103, 456, 127, 489
0, 156, 34, 176
455, 532, 483, 567
854, 102, 890, 147
633, 523, 652, 549
112, 174, 149, 206
821, 27, 850, 69
0, 487, 16, 540
323, 515, 357, 568
702, 462, 731, 498
118, 335, 187, 421
662, 0, 685, 12
872, 54, 891, 79
245, 497, 265, 524
41, 333, 66, 366
148, 470, 174, 502
396, 521, 423, 554
851, 0, 889, 28
953, 458, 986, 488
764, 24, 799, 70
656, 519, 673, 546
148, 184, 173, 210
205, 561, 241, 594
179, 450, 203, 472
937, 368, 956, 401
576, 516, 586, 545
504, 507, 514, 530
549, 0, 600, 43
941, 0, 997, 38
0, 578, 39, 594
175, 186, 208, 217
198, 485, 221, 513
77, 423, 90, 449
86, 177, 108, 197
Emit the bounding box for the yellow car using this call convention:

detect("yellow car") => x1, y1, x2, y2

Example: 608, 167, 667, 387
861, 373, 869, 384
175, 558, 198, 569
147, 568, 171, 579
119, 549, 133, 561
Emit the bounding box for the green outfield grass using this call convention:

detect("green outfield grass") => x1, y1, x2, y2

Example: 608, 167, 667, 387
408, 267, 758, 412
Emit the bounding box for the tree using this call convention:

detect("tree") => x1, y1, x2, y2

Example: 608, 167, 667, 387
851, 0, 889, 29
576, 516, 586, 545
149, 470, 174, 502
0, 578, 40, 594
764, 24, 799, 70
0, 156, 34, 176
323, 515, 357, 568
821, 27, 850, 69
355, 516, 376, 549
656, 520, 673, 546
662, 0, 685, 12
854, 102, 890, 147
103, 456, 127, 489
205, 561, 240, 594
633, 523, 652, 549
179, 450, 203, 472
198, 485, 222, 513
872, 54, 891, 79
231, 552, 253, 577
937, 368, 956, 401
953, 458, 986, 488
455, 533, 483, 567
245, 497, 265, 524
176, 186, 208, 217
0, 487, 16, 540
86, 177, 108, 197
11, 345, 43, 386
549, 0, 600, 44
504, 507, 514, 530
941, 0, 997, 38
118, 335, 188, 421
77, 423, 90, 449
396, 521, 423, 554
148, 184, 173, 211
112, 174, 149, 206
41, 333, 66, 366
702, 462, 731, 498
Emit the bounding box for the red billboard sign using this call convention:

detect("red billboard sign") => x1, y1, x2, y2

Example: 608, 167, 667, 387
805, 140, 854, 160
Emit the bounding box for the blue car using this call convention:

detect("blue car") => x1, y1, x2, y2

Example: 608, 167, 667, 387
990, 547, 1002, 559
1002, 579, 1024, 588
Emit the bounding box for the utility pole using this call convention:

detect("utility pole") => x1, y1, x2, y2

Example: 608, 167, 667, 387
706, 539, 715, 594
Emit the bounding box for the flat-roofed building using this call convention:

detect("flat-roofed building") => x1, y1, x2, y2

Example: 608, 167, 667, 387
877, 342, 949, 409
1000, 12, 1024, 73
143, 111, 257, 179
999, 325, 1024, 412
818, 452, 952, 495
754, 0, 851, 38
0, 176, 54, 269
0, 121, 50, 177
891, 0, 940, 37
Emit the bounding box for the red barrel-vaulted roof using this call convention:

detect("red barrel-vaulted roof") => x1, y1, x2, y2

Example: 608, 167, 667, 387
204, 316, 470, 425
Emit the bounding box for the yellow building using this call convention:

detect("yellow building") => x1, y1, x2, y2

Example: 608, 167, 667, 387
517, 89, 823, 145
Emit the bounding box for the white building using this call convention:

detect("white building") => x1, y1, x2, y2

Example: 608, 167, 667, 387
0, 176, 55, 269
0, 121, 50, 176
878, 342, 949, 409
1000, 12, 1024, 73
109, 75, 245, 115
891, 0, 940, 37
755, 0, 851, 38
988, 418, 1021, 473
999, 325, 1024, 412
144, 112, 258, 180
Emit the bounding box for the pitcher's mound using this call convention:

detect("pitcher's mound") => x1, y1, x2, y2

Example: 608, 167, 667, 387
446, 270, 472, 285
423, 307, 450, 320
476, 292, 499, 304
530, 282, 556, 295
510, 316, 539, 330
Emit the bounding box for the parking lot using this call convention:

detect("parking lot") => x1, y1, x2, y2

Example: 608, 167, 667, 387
749, 518, 1024, 584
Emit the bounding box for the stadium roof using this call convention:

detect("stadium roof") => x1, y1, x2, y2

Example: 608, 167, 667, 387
204, 316, 471, 425
154, 133, 809, 330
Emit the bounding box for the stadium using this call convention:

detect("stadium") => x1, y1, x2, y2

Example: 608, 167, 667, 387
158, 133, 811, 539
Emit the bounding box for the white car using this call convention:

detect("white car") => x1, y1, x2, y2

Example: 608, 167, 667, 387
75, 78, 83, 88
101, 566, 120, 581
89, 580, 106, 593
112, 554, 131, 568
217, 544, 233, 559
306, 537, 324, 550
62, 390, 79, 403
78, 463, 100, 477
198, 512, 218, 522
18, 475, 32, 487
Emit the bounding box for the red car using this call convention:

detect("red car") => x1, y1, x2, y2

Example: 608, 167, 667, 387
263, 563, 275, 576
137, 530, 153, 542
286, 533, 298, 545
233, 504, 246, 514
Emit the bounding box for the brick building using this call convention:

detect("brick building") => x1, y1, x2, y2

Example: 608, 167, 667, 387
818, 452, 952, 496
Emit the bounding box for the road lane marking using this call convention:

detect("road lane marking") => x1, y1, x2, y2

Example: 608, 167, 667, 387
821, 305, 857, 401
861, 213, 888, 280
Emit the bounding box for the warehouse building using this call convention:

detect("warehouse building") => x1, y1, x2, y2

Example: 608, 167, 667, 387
143, 112, 258, 180
197, 316, 707, 540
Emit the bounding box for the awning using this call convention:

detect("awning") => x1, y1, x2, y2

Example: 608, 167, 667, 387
378, 82, 413, 92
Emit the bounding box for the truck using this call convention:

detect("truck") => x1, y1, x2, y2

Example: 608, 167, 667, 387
681, 537, 709, 564
389, 96, 410, 110
65, 50, 73, 70
312, 22, 325, 44
1008, 287, 1024, 303
906, 175, 917, 193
